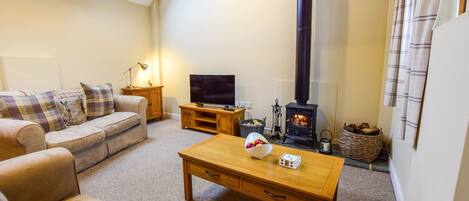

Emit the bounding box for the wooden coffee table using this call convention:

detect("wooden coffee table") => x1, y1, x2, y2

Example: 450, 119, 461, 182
178, 134, 344, 201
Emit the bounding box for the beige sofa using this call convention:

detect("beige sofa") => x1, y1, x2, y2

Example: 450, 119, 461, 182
0, 90, 148, 172
0, 148, 101, 201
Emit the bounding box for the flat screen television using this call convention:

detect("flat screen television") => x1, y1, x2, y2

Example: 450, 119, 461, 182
190, 74, 235, 106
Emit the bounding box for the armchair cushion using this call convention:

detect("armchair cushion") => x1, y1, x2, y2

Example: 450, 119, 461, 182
46, 125, 105, 153
0, 91, 66, 132
82, 112, 140, 138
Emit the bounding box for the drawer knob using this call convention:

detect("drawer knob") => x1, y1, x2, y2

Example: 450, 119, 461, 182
263, 190, 287, 200
204, 170, 221, 178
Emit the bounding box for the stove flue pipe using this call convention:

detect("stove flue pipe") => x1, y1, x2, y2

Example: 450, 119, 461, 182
294, 0, 313, 105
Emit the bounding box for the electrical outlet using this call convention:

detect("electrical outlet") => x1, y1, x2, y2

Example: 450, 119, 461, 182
238, 101, 245, 108
245, 101, 252, 109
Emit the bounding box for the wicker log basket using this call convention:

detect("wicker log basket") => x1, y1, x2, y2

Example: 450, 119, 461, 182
339, 123, 384, 163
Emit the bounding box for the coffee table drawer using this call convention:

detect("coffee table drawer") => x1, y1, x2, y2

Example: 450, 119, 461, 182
189, 162, 240, 189
242, 179, 311, 201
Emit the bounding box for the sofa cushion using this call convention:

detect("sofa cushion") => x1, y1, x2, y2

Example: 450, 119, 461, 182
82, 112, 140, 138
0, 91, 25, 118
0, 92, 25, 96
46, 125, 105, 153
58, 97, 87, 126
20, 90, 49, 96
54, 88, 84, 101
80, 83, 114, 119
0, 91, 66, 132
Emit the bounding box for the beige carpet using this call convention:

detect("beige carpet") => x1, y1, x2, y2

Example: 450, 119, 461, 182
78, 119, 396, 201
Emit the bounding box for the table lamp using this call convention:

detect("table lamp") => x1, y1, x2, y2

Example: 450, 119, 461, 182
124, 62, 148, 88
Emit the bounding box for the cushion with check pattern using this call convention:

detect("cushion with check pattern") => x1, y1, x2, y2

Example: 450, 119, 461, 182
54, 88, 84, 101
54, 89, 86, 125
80, 83, 115, 119
0, 91, 66, 132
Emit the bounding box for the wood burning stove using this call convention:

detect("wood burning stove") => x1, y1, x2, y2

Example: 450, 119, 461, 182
283, 0, 318, 146
284, 103, 317, 144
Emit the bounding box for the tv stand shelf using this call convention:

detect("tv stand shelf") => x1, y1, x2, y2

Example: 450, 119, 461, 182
179, 103, 245, 136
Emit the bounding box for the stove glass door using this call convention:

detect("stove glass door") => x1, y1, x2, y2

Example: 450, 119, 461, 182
291, 114, 309, 128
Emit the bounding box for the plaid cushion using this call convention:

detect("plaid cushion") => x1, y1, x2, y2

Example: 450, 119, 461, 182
0, 91, 25, 118
80, 83, 114, 119
0, 91, 66, 132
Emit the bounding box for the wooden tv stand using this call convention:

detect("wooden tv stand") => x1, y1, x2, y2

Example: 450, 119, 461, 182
179, 104, 245, 136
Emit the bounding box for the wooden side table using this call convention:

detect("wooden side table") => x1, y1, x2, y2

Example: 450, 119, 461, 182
121, 86, 163, 120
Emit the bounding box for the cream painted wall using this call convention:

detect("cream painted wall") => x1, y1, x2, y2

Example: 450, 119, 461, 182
388, 13, 469, 201
159, 0, 297, 124
159, 0, 389, 137
150, 0, 162, 85
317, 0, 390, 136
0, 0, 154, 92
377, 0, 396, 144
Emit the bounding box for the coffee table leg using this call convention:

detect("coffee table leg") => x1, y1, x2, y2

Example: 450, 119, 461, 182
333, 184, 338, 201
183, 159, 193, 201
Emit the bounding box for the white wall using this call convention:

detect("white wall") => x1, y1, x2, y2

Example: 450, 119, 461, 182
389, 13, 469, 201
0, 0, 155, 92
159, 0, 389, 137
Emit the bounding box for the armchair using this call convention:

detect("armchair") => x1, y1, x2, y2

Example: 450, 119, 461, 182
0, 148, 101, 201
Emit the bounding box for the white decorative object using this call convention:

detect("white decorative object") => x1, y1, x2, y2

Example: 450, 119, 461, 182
244, 132, 273, 159
279, 153, 302, 169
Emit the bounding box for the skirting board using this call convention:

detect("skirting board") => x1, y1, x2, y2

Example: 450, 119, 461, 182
389, 159, 405, 201
166, 112, 340, 144
165, 112, 180, 120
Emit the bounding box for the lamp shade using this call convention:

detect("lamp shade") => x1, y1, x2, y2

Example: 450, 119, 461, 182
138, 63, 148, 71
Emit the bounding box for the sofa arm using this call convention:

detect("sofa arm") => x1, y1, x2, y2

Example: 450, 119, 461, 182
114, 95, 148, 120
0, 119, 46, 161
0, 148, 80, 201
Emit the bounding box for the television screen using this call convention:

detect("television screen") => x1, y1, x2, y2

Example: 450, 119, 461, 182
190, 74, 235, 106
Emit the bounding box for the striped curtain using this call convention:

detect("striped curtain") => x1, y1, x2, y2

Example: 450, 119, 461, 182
384, 0, 440, 147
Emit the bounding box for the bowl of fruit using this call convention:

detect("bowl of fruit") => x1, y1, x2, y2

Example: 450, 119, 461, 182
244, 132, 273, 159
